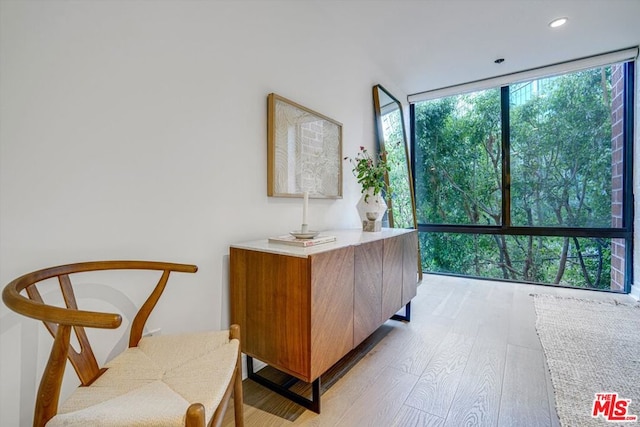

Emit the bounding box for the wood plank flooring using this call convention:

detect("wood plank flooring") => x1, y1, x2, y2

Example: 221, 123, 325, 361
222, 274, 636, 427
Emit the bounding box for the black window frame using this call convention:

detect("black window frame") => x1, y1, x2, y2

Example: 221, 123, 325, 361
409, 61, 635, 292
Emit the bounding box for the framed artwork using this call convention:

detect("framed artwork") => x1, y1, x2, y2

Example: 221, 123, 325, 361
267, 93, 343, 198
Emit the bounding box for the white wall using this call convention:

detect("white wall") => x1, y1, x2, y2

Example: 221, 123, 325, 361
0, 1, 401, 425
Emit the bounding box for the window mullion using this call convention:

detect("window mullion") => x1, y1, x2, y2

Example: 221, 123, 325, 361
501, 86, 511, 228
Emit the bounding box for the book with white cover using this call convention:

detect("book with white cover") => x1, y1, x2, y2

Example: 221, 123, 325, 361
268, 234, 337, 247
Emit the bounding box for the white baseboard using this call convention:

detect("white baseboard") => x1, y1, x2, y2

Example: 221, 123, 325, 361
630, 283, 640, 301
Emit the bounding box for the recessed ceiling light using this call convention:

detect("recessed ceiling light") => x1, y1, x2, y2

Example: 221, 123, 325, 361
549, 17, 568, 28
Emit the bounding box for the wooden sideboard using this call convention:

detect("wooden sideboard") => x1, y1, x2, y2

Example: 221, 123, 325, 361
229, 228, 418, 412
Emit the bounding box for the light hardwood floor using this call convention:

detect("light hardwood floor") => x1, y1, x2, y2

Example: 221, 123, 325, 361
223, 274, 636, 427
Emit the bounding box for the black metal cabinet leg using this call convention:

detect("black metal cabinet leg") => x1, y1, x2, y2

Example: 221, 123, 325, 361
246, 355, 321, 413
391, 301, 411, 322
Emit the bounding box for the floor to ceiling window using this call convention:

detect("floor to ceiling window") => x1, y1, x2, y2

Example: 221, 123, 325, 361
410, 54, 635, 292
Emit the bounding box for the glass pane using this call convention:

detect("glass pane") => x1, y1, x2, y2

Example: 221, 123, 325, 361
414, 89, 502, 225
510, 67, 613, 227
420, 232, 618, 290
420, 232, 624, 290
381, 108, 413, 228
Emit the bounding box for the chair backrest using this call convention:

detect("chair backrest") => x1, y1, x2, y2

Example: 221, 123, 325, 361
2, 260, 198, 427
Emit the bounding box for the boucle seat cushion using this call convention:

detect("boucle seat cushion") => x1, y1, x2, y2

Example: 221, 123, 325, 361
46, 331, 238, 427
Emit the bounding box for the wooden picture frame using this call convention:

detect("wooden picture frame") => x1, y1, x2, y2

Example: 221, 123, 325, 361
267, 93, 343, 198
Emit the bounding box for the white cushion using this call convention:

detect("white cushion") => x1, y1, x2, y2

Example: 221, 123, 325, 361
46, 331, 238, 427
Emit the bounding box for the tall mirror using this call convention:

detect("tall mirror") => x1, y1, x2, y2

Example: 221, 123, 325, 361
373, 84, 418, 230
373, 84, 422, 279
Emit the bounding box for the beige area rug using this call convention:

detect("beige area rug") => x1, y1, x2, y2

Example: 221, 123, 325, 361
533, 294, 640, 426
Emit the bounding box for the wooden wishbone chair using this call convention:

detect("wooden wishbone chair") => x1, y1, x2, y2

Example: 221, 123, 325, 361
2, 260, 244, 427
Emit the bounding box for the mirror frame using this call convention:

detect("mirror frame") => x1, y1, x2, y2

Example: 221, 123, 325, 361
373, 84, 422, 279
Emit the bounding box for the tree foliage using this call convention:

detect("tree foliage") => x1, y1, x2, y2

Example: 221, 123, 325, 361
414, 68, 614, 289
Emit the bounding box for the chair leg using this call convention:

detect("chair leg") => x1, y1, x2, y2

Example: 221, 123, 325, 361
185, 403, 205, 427
233, 367, 244, 427
230, 325, 244, 427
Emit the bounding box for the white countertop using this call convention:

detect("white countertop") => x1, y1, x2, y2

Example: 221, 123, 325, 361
230, 228, 415, 258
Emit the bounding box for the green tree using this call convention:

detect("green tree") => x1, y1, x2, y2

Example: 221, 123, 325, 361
414, 67, 613, 288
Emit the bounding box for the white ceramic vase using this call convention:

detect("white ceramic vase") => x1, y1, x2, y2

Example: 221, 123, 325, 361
356, 188, 387, 231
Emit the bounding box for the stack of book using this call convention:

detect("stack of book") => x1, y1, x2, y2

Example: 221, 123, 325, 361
268, 234, 336, 247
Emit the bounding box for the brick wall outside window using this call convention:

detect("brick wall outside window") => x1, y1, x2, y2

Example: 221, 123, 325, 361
610, 64, 625, 291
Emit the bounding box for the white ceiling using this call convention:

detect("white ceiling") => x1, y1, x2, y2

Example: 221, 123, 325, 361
316, 0, 640, 98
